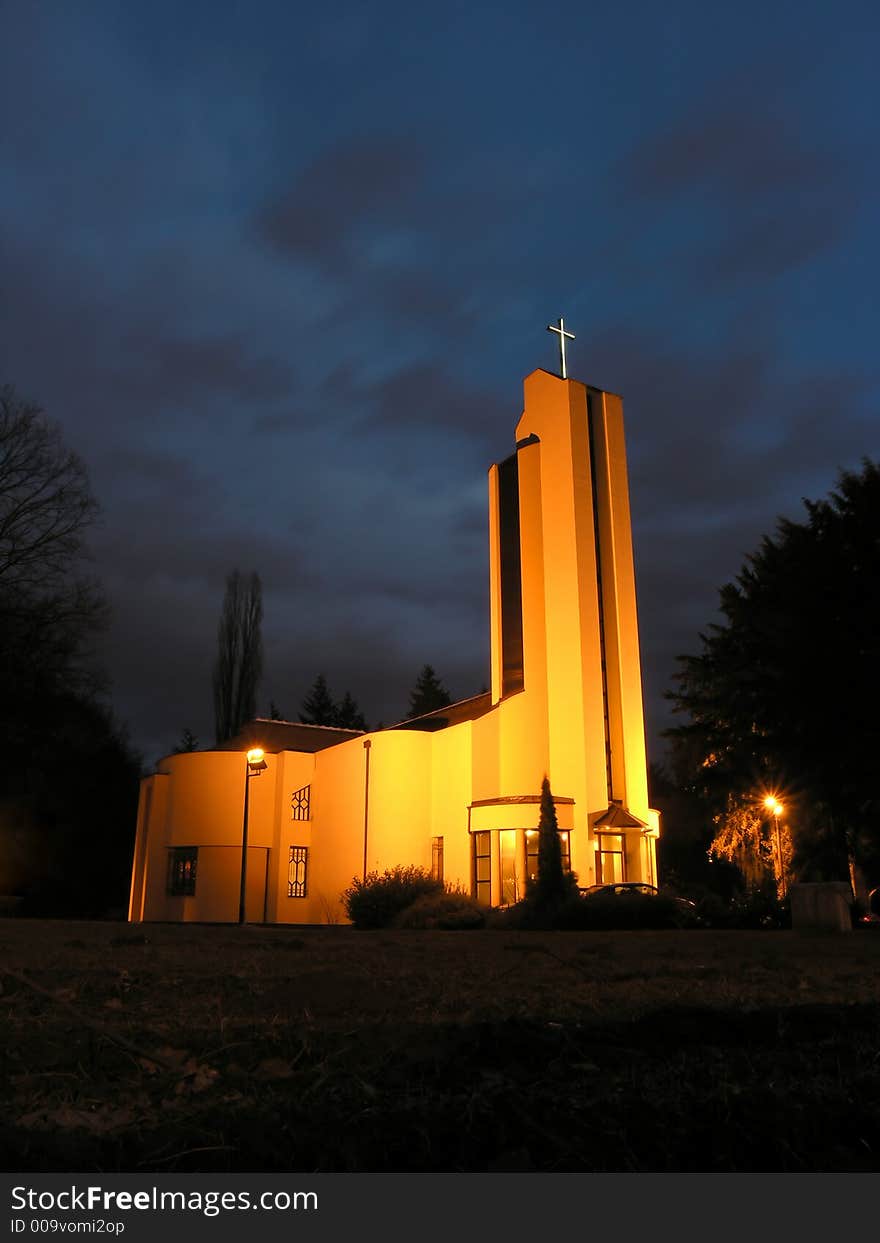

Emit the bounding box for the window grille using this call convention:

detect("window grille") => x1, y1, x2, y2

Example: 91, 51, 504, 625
290, 784, 311, 821
288, 845, 308, 897
168, 846, 197, 896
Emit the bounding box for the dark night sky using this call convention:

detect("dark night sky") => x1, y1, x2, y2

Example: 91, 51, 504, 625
2, 0, 878, 770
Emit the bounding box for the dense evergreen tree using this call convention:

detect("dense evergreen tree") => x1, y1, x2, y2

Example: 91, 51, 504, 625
299, 674, 337, 726
529, 777, 577, 909
212, 570, 263, 743
407, 664, 451, 718
650, 762, 739, 898
667, 459, 880, 880
299, 676, 367, 729
336, 690, 367, 731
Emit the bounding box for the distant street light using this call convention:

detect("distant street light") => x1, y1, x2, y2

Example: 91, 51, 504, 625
239, 747, 268, 924
763, 795, 786, 898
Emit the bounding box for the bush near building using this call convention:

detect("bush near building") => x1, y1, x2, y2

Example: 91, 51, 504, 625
342, 865, 444, 929
393, 889, 488, 930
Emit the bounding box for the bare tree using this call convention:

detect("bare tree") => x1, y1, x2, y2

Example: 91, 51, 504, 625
212, 569, 263, 743
0, 386, 106, 696
0, 388, 139, 915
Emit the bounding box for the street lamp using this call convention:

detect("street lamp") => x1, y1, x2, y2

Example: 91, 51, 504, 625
239, 747, 268, 924
763, 795, 786, 898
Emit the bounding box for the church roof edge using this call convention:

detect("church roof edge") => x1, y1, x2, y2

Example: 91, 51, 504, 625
388, 689, 493, 732
522, 367, 623, 400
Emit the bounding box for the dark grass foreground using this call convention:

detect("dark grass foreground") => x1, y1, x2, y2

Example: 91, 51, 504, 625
1, 920, 879, 1172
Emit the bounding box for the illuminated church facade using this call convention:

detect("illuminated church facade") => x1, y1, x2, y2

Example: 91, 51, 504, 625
129, 365, 659, 924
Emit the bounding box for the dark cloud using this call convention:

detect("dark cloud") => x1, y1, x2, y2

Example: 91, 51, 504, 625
251, 359, 512, 509
251, 407, 309, 434
259, 135, 424, 272
0, 233, 299, 458
347, 362, 510, 454
253, 131, 550, 347
620, 96, 863, 283
601, 322, 879, 760
143, 336, 295, 403
627, 105, 845, 200
2, 4, 877, 777
697, 206, 849, 283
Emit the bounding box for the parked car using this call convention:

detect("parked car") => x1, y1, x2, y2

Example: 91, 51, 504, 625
578, 882, 700, 927
581, 882, 661, 897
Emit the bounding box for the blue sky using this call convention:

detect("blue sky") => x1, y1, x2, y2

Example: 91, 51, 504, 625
2, 0, 878, 767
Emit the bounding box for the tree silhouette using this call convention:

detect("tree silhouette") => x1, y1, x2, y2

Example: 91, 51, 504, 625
668, 459, 880, 879
299, 674, 337, 726
0, 385, 107, 714
0, 387, 139, 916
212, 570, 263, 744
529, 776, 577, 909
407, 664, 451, 718
336, 690, 367, 731
299, 676, 367, 729
172, 728, 199, 753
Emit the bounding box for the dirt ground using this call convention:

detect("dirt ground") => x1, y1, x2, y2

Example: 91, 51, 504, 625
2, 919, 879, 1172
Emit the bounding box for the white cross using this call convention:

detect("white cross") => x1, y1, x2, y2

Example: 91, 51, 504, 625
546, 316, 575, 379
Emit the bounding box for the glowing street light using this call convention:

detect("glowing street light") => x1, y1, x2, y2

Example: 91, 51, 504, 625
763, 795, 786, 898
239, 747, 267, 925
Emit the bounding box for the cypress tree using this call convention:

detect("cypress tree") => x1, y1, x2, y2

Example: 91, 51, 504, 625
530, 776, 576, 909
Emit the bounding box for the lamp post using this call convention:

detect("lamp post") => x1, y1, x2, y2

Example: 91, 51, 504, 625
763, 796, 786, 899
239, 747, 267, 924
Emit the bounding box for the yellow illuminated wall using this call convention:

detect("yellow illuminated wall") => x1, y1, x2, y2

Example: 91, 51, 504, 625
128, 369, 658, 924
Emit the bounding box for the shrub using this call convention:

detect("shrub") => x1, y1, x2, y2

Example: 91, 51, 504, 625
723, 890, 790, 930
341, 865, 443, 930
494, 891, 695, 931
393, 889, 487, 930
693, 884, 790, 929
489, 894, 581, 931
566, 892, 689, 930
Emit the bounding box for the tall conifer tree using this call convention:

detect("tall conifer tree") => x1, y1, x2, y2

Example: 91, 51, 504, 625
212, 570, 263, 744
407, 664, 451, 718
299, 674, 337, 726
336, 690, 367, 730
530, 776, 576, 909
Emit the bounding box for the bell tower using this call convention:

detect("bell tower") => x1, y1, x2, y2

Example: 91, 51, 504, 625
487, 367, 657, 887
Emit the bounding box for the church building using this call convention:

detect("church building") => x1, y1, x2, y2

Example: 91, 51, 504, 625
128, 354, 659, 924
